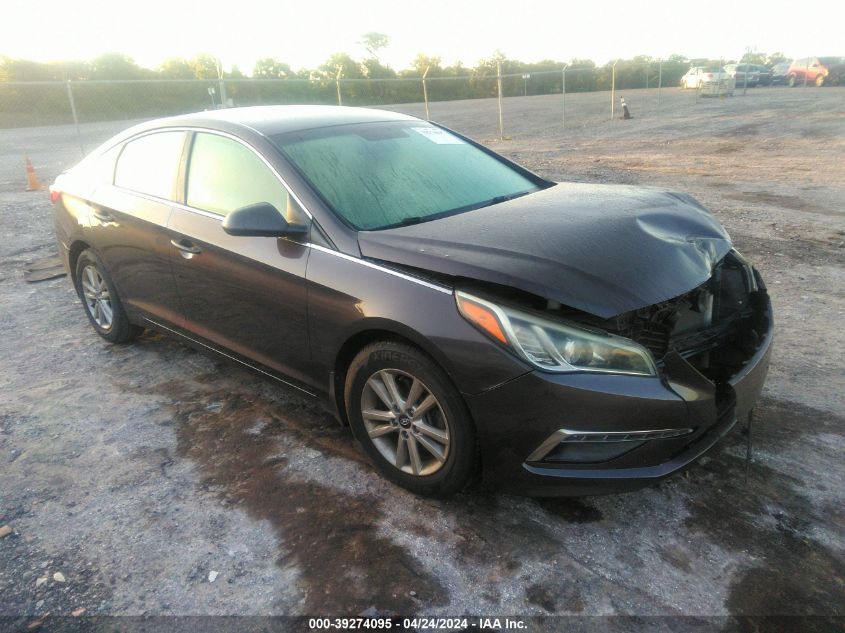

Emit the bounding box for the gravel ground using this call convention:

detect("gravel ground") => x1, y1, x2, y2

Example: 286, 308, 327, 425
1, 87, 844, 631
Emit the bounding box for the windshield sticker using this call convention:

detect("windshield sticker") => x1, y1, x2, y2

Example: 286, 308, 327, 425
411, 127, 466, 144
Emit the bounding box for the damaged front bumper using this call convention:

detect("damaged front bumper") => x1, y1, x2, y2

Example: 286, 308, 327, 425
464, 290, 773, 496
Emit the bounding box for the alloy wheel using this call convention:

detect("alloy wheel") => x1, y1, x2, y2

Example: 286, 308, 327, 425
360, 369, 450, 476
80, 264, 113, 330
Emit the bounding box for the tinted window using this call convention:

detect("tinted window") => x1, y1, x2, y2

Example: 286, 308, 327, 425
274, 121, 542, 231
114, 132, 185, 199
186, 133, 290, 218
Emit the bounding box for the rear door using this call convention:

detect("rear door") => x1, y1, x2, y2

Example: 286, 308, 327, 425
168, 131, 312, 386
89, 130, 187, 326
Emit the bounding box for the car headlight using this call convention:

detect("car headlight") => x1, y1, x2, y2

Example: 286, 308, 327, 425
455, 291, 657, 377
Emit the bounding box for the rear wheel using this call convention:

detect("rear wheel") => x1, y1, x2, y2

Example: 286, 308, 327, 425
345, 341, 477, 497
74, 249, 141, 343
788, 74, 797, 87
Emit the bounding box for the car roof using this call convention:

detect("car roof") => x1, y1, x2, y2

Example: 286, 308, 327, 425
154, 105, 419, 136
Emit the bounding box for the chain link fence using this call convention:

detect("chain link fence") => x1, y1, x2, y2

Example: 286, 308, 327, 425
0, 64, 820, 160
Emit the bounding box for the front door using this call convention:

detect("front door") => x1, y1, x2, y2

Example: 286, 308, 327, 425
167, 131, 312, 387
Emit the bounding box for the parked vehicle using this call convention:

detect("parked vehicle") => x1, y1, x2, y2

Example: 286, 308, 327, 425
749, 64, 773, 86
770, 61, 792, 85
680, 67, 735, 96
787, 57, 845, 87
724, 64, 760, 88
51, 106, 773, 497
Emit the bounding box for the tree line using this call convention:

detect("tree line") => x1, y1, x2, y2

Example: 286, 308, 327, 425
0, 39, 790, 128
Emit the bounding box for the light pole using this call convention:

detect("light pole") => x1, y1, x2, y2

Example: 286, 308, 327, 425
522, 73, 530, 97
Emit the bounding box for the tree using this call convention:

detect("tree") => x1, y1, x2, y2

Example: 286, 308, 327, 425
360, 32, 390, 61
252, 58, 292, 79
740, 51, 768, 65
189, 54, 220, 80
319, 52, 363, 80
89, 53, 143, 80
411, 54, 442, 77
159, 58, 194, 79
766, 52, 789, 66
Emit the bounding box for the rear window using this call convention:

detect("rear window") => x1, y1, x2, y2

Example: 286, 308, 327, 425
114, 132, 186, 200
273, 121, 543, 231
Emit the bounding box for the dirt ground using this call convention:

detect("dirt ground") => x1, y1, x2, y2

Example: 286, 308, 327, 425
1, 87, 844, 630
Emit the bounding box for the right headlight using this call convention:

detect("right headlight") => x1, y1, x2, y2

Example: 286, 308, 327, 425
455, 291, 657, 377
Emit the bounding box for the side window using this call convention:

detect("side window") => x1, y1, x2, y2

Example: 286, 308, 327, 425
186, 133, 290, 219
114, 132, 186, 199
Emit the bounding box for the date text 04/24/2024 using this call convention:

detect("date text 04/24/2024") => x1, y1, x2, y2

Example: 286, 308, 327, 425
308, 618, 528, 630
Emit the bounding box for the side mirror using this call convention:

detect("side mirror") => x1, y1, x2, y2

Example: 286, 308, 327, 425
222, 202, 309, 238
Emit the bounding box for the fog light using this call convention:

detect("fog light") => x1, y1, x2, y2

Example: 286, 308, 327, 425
543, 441, 645, 464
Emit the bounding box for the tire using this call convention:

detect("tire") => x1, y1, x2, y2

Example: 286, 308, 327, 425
74, 249, 142, 344
815, 74, 825, 87
788, 74, 797, 87
344, 341, 477, 497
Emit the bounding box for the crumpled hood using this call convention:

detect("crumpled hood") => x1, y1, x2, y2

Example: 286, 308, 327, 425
357, 182, 732, 319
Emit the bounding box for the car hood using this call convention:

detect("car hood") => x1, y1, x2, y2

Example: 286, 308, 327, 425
357, 183, 732, 319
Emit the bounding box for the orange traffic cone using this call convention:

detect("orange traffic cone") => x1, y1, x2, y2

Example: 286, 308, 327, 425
25, 157, 42, 191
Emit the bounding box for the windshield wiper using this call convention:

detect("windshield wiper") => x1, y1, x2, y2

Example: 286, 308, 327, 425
392, 216, 426, 227
382, 190, 536, 230
473, 189, 534, 210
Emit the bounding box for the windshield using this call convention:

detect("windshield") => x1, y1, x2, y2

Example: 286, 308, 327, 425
273, 121, 543, 230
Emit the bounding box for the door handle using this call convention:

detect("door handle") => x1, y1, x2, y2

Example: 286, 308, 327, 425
92, 208, 115, 223
171, 239, 202, 256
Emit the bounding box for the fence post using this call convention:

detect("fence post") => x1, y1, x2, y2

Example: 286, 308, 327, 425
422, 65, 431, 121
217, 58, 228, 107
561, 65, 567, 129
65, 80, 84, 156
610, 61, 618, 120
335, 67, 343, 106
803, 58, 809, 87
496, 60, 504, 140
657, 59, 662, 107
742, 50, 749, 96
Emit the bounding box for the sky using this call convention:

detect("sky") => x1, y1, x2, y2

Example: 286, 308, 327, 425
2, 0, 841, 72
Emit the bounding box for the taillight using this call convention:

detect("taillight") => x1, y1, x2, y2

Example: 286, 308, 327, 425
49, 187, 60, 203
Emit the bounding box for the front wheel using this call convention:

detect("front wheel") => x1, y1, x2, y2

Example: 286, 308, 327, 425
345, 341, 477, 497
815, 74, 825, 87
74, 249, 141, 343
